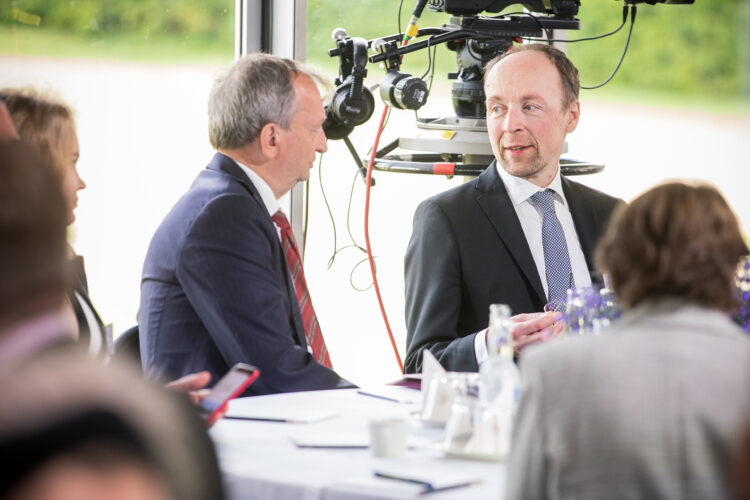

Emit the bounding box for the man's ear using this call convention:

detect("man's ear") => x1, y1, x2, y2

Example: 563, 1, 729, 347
566, 100, 581, 133
258, 122, 281, 159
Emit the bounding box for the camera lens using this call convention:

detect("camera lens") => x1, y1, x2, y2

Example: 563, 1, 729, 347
380, 71, 429, 110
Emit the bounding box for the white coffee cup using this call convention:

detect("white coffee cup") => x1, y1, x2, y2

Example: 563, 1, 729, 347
368, 418, 408, 458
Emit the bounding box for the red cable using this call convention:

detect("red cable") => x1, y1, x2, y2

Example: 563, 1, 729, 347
362, 27, 419, 373
363, 105, 403, 373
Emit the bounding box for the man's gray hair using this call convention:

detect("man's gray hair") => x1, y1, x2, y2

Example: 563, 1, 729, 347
208, 53, 330, 150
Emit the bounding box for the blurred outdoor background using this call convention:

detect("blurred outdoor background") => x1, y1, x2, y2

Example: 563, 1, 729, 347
1, 0, 749, 386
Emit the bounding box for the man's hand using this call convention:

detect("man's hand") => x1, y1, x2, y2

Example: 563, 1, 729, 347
511, 311, 564, 352
165, 371, 212, 405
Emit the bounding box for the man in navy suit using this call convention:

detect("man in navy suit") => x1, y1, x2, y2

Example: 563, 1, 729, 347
139, 54, 352, 395
404, 44, 622, 373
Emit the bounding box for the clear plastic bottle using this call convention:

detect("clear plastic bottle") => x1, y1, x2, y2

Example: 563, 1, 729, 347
581, 286, 600, 334
480, 304, 521, 408
476, 304, 521, 457
564, 288, 585, 336
596, 287, 620, 333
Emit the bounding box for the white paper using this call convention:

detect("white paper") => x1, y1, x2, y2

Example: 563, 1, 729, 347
289, 431, 369, 449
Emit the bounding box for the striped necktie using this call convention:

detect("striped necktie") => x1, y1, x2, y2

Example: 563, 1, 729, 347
271, 210, 332, 368
529, 189, 575, 303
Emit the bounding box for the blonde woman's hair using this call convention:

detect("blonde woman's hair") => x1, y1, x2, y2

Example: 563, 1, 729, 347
2, 88, 76, 180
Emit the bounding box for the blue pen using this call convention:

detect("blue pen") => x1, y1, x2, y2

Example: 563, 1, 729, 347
357, 390, 405, 404
374, 471, 432, 489
418, 480, 482, 495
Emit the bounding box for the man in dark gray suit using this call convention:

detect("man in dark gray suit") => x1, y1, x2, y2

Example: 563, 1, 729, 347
139, 54, 352, 394
404, 44, 622, 373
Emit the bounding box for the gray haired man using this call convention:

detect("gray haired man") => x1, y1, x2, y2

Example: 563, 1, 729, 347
139, 54, 353, 394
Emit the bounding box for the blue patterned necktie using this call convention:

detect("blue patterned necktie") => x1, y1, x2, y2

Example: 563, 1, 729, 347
529, 189, 574, 303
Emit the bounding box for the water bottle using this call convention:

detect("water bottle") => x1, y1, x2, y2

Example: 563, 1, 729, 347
476, 304, 521, 457
580, 286, 606, 335
480, 304, 521, 409
596, 287, 620, 333
565, 288, 584, 336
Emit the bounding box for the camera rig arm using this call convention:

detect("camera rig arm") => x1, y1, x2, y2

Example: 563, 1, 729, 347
369, 14, 579, 65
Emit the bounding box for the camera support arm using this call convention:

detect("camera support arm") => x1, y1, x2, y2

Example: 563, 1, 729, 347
369, 15, 579, 64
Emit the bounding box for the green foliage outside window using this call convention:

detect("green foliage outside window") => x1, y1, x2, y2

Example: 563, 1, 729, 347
1, 0, 234, 62
2, 0, 748, 107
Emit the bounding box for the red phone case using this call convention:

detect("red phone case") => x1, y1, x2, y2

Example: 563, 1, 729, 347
204, 366, 261, 427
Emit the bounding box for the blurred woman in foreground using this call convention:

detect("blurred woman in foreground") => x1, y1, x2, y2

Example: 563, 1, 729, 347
507, 181, 750, 500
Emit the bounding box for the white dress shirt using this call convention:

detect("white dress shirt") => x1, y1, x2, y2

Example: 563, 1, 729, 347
234, 160, 283, 241
474, 165, 592, 364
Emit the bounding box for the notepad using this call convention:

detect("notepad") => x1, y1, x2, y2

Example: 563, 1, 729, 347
289, 432, 369, 449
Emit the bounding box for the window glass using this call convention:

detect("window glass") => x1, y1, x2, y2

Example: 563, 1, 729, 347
305, 1, 466, 385
1, 1, 235, 338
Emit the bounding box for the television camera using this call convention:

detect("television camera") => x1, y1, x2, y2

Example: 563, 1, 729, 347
324, 0, 693, 179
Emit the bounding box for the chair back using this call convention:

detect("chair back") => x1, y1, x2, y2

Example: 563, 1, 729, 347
114, 325, 141, 371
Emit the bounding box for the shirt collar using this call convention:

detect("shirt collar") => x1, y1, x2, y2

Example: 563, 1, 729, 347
495, 163, 569, 209
233, 160, 280, 217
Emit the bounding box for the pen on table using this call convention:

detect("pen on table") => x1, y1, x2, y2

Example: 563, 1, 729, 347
373, 471, 432, 488
357, 390, 408, 404
418, 480, 482, 495
223, 416, 304, 423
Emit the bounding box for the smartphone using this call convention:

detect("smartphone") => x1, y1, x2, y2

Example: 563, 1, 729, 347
199, 363, 260, 426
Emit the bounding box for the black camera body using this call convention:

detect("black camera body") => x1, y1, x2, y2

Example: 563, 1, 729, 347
625, 0, 693, 4
427, 0, 580, 18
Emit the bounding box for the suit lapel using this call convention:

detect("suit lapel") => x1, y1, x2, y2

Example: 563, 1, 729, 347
561, 176, 596, 274
475, 162, 546, 305
207, 153, 308, 348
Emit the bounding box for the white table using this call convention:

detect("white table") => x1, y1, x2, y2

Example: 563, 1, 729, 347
210, 388, 506, 500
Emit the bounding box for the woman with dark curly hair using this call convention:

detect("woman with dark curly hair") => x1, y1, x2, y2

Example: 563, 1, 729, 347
507, 181, 750, 500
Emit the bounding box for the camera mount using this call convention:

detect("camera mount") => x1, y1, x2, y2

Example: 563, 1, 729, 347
363, 11, 599, 177
324, 0, 691, 179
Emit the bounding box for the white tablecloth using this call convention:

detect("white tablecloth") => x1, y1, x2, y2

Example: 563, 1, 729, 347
210, 388, 506, 500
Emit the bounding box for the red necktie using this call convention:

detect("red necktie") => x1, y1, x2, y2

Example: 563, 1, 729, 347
271, 210, 332, 369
